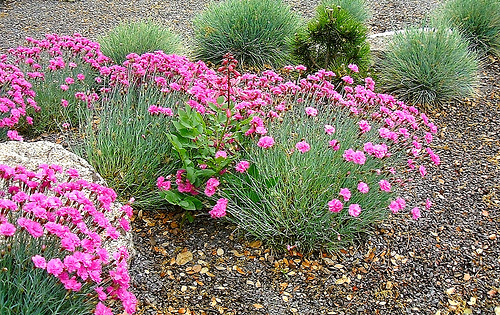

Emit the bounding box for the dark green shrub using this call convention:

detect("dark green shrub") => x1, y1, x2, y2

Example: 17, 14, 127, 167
192, 0, 302, 69
433, 0, 500, 56
291, 2, 370, 73
380, 26, 479, 107
99, 20, 185, 64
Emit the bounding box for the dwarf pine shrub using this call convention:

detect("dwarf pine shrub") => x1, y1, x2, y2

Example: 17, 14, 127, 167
292, 1, 370, 74
99, 20, 185, 64
380, 26, 479, 107
192, 0, 302, 69
433, 0, 500, 56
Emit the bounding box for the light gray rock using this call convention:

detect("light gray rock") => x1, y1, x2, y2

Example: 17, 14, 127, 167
0, 140, 135, 259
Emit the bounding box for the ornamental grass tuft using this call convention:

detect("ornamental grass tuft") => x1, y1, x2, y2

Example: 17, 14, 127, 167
380, 26, 479, 107
192, 0, 302, 69
432, 0, 500, 56
98, 20, 185, 64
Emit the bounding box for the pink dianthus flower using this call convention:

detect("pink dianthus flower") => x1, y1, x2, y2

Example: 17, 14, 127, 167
357, 182, 369, 194
348, 64, 359, 73
209, 198, 228, 218
379, 180, 391, 192
324, 125, 335, 135
235, 161, 250, 173
411, 207, 421, 220
339, 188, 351, 202
305, 107, 318, 117
295, 141, 311, 153
328, 199, 343, 213
204, 177, 220, 197
257, 136, 274, 149
348, 204, 362, 217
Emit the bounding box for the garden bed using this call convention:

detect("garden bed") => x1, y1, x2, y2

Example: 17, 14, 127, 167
1, 0, 499, 314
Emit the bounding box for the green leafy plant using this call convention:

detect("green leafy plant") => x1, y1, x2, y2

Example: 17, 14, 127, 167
291, 1, 371, 74
380, 26, 479, 107
432, 0, 500, 56
192, 0, 302, 69
98, 20, 185, 64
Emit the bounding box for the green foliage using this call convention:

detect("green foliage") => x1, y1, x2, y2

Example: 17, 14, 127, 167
291, 2, 371, 74
220, 105, 396, 253
163, 96, 253, 210
320, 0, 371, 23
433, 0, 500, 56
79, 86, 182, 209
380, 26, 479, 107
192, 0, 302, 69
0, 233, 93, 315
98, 20, 185, 64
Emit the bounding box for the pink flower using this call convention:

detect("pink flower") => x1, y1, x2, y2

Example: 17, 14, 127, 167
95, 287, 107, 301
95, 302, 113, 315
379, 180, 391, 192
255, 126, 268, 135
65, 77, 75, 85
419, 165, 427, 177
0, 222, 16, 236
60, 84, 69, 91
305, 107, 318, 117
295, 141, 311, 153
32, 255, 46, 269
235, 161, 250, 173
7, 130, 23, 141
358, 120, 371, 133
411, 207, 421, 220
329, 139, 340, 151
348, 64, 359, 73
209, 198, 228, 218
46, 258, 64, 276
341, 76, 354, 84
324, 125, 335, 135
425, 198, 432, 210
357, 182, 369, 194
348, 204, 362, 217
328, 199, 343, 213
295, 65, 307, 71
61, 99, 69, 107
388, 197, 406, 214
77, 73, 85, 80
215, 151, 227, 159
156, 176, 171, 191
257, 136, 274, 149
204, 177, 220, 197
339, 188, 351, 202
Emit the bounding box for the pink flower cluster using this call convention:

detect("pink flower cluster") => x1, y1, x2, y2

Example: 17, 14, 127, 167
0, 163, 136, 315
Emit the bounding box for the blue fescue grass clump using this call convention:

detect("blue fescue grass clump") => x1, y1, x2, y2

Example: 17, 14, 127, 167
192, 0, 302, 69
80, 86, 183, 209
432, 0, 500, 56
380, 25, 479, 107
99, 20, 185, 64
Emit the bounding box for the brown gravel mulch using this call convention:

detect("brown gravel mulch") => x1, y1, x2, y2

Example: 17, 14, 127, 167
1, 0, 499, 314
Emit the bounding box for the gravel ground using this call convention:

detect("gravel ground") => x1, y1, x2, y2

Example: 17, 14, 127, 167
3, 0, 500, 315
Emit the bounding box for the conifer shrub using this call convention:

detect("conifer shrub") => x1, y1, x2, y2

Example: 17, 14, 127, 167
99, 20, 185, 64
192, 0, 302, 69
433, 0, 500, 56
291, 1, 370, 74
380, 26, 479, 107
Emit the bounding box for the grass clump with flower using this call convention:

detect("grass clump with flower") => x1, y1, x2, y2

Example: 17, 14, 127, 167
0, 164, 136, 315
432, 0, 500, 56
379, 26, 479, 107
98, 20, 185, 64
192, 0, 302, 69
